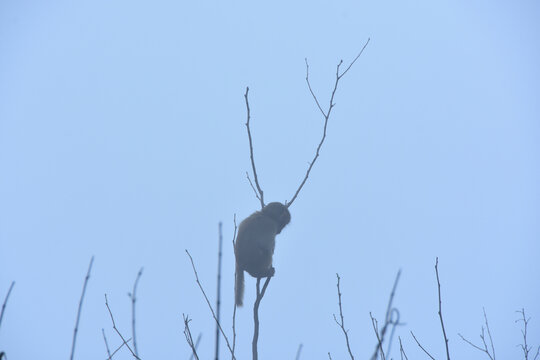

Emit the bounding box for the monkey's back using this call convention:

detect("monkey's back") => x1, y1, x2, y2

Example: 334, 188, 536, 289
235, 212, 278, 278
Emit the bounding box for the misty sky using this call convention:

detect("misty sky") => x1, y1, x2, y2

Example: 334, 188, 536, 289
1, 1, 539, 359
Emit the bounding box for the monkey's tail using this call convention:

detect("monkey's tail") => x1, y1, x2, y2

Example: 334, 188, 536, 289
235, 263, 244, 307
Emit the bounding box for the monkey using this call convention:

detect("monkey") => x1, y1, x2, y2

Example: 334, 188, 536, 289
234, 202, 291, 306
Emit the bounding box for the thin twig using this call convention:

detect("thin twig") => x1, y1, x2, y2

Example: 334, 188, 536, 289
0, 281, 15, 331
339, 39, 371, 79
399, 336, 409, 360
252, 276, 272, 360
231, 215, 238, 360
128, 267, 144, 358
458, 332, 493, 360
516, 308, 539, 360
183, 314, 200, 360
185, 250, 236, 359
333, 273, 355, 360
295, 343, 303, 360
70, 256, 94, 360
484, 307, 496, 359
458, 307, 496, 360
370, 270, 403, 360
102, 329, 112, 359
246, 172, 261, 204
410, 331, 436, 360
105, 335, 133, 360
101, 329, 131, 360
287, 38, 370, 207
104, 294, 140, 359
370, 313, 386, 360
188, 333, 202, 360
215, 222, 224, 360
244, 87, 265, 209
328, 352, 333, 360
435, 258, 451, 360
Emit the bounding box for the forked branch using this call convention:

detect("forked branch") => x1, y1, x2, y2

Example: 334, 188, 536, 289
287, 38, 370, 208
183, 314, 200, 360
515, 309, 540, 360
458, 307, 496, 360
370, 313, 386, 360
104, 294, 140, 360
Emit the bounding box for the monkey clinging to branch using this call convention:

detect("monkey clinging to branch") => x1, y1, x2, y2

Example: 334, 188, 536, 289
234, 202, 291, 306
234, 42, 369, 310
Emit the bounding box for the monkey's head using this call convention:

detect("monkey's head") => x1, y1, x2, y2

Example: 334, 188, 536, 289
261, 202, 291, 234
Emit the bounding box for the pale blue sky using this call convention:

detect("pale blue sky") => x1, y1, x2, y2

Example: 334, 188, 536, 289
1, 1, 539, 359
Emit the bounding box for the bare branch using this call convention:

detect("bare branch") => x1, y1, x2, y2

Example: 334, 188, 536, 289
410, 331, 435, 360
244, 87, 265, 208
246, 172, 262, 204
288, 38, 370, 207
103, 330, 133, 360
304, 58, 326, 118
332, 273, 355, 360
295, 343, 303, 360
399, 336, 409, 360
215, 222, 224, 360
370, 270, 403, 360
0, 281, 15, 331
185, 250, 236, 359
70, 256, 94, 360
338, 39, 370, 79
370, 313, 386, 360
231, 215, 238, 359
188, 333, 202, 360
458, 307, 496, 360
183, 314, 200, 360
102, 329, 112, 359
516, 308, 539, 360
483, 308, 496, 359
458, 332, 493, 360
435, 258, 451, 360
128, 267, 144, 358
104, 294, 140, 359
252, 276, 272, 360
